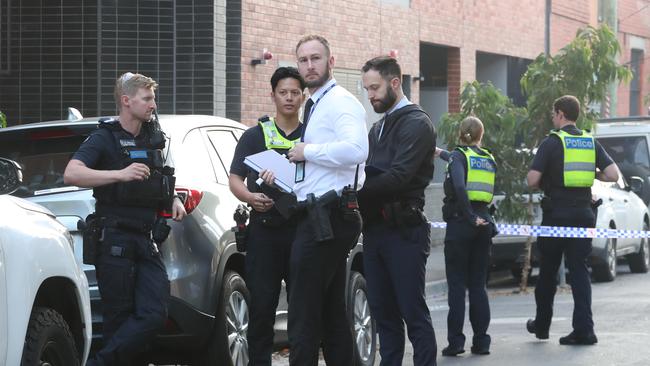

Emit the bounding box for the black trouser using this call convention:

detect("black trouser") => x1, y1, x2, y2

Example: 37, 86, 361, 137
443, 217, 492, 349
287, 208, 361, 366
91, 227, 170, 366
363, 221, 437, 366
535, 207, 595, 335
245, 219, 295, 366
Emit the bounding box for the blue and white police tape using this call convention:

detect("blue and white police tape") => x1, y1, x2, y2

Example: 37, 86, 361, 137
429, 221, 650, 239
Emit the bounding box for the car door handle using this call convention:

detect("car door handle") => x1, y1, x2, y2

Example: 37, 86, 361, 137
624, 199, 628, 203
609, 198, 614, 202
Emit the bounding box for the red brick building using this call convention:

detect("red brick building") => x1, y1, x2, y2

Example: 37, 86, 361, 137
238, 0, 649, 126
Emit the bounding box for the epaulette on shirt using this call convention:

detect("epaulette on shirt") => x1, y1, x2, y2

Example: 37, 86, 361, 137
98, 117, 121, 131
258, 115, 271, 123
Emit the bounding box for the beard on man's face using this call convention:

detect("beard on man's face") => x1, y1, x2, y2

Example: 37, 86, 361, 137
304, 68, 331, 89
371, 86, 397, 114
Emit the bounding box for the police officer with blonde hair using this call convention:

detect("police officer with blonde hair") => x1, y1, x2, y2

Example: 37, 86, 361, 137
65, 72, 186, 365
436, 116, 496, 356
526, 95, 618, 345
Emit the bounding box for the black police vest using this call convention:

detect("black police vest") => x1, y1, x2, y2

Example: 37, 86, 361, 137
93, 119, 175, 210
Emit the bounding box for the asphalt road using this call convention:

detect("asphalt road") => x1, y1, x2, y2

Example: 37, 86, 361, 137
271, 263, 650, 366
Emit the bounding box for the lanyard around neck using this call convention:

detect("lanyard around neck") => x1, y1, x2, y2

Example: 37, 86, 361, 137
301, 82, 336, 142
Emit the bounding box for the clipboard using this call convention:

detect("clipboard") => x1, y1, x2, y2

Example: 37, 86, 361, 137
244, 150, 296, 193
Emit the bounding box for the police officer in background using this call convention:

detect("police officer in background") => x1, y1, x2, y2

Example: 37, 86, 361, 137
64, 72, 186, 366
359, 56, 437, 366
526, 95, 619, 345
228, 66, 305, 366
436, 116, 496, 356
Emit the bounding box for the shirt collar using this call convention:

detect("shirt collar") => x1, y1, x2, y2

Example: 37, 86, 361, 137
386, 96, 411, 116
309, 78, 337, 103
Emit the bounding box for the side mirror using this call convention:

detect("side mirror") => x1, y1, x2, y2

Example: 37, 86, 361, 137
629, 176, 644, 196
0, 158, 23, 195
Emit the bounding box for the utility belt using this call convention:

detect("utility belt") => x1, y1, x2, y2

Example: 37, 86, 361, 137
79, 213, 171, 264
293, 186, 360, 242
379, 199, 427, 228
540, 196, 595, 210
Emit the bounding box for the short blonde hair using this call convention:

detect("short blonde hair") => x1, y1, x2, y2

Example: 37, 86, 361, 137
114, 72, 158, 111
458, 116, 484, 145
295, 34, 331, 57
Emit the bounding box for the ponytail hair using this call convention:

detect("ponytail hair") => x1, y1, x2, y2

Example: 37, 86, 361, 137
458, 116, 484, 146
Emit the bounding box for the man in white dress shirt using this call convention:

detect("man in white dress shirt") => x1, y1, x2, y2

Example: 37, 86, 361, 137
285, 34, 369, 366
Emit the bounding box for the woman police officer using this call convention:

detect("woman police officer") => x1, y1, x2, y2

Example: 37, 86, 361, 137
436, 116, 497, 357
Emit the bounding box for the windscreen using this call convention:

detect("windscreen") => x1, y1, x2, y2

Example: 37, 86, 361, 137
0, 125, 96, 197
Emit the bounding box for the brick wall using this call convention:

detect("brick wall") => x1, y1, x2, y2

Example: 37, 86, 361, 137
240, 0, 547, 125
549, 0, 650, 117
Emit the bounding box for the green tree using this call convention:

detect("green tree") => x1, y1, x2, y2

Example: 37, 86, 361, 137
522, 25, 632, 146
438, 81, 531, 223
0, 110, 6, 129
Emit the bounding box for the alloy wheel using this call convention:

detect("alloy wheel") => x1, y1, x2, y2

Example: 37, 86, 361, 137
353, 288, 373, 362
226, 290, 249, 366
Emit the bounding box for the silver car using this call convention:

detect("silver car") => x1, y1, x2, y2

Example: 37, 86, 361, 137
0, 115, 377, 366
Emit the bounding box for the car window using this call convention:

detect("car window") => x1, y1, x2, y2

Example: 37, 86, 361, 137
205, 130, 238, 183
599, 136, 650, 169
177, 128, 217, 182
0, 126, 94, 197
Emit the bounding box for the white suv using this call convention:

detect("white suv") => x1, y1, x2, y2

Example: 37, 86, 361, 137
0, 158, 91, 366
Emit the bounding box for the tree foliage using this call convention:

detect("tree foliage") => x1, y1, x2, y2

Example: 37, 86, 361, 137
522, 25, 632, 146
438, 25, 631, 224
438, 81, 531, 223
0, 111, 6, 129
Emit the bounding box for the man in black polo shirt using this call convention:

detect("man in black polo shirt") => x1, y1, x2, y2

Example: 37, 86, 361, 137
526, 95, 619, 345
64, 72, 186, 366
228, 66, 305, 366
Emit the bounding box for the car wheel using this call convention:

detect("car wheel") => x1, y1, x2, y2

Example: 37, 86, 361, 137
21, 307, 80, 366
348, 271, 377, 366
593, 237, 617, 282
195, 270, 250, 366
628, 221, 650, 273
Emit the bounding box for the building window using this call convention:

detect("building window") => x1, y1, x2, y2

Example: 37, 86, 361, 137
630, 49, 643, 116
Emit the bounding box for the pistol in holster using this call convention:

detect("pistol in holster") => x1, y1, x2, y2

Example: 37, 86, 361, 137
232, 204, 250, 252
381, 200, 426, 228
78, 214, 102, 265
296, 190, 339, 242
152, 216, 172, 245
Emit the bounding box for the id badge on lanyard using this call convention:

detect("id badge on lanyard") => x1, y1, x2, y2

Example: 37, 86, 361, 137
295, 83, 336, 183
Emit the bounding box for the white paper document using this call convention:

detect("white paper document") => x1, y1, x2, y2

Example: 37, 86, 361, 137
244, 149, 296, 193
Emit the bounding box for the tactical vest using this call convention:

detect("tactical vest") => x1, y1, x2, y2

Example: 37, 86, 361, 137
550, 129, 595, 188
258, 115, 299, 150
454, 146, 496, 203
93, 118, 175, 210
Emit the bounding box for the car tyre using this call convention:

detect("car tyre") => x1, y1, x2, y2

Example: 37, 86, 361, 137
348, 271, 377, 366
195, 270, 250, 366
21, 307, 80, 366
593, 237, 617, 282
628, 221, 650, 273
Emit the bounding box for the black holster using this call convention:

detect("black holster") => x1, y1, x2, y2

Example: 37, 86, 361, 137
298, 190, 339, 242
151, 216, 171, 245
232, 204, 250, 252
381, 200, 426, 228
79, 214, 102, 265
